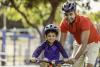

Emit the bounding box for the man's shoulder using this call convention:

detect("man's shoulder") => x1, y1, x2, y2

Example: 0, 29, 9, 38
76, 15, 91, 23
77, 15, 89, 20
61, 17, 67, 22
60, 17, 68, 26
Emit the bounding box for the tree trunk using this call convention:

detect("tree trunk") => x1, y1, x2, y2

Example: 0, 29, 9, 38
43, 0, 60, 26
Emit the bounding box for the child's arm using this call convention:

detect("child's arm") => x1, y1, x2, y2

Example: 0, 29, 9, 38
58, 44, 75, 64
32, 43, 45, 58
56, 42, 68, 58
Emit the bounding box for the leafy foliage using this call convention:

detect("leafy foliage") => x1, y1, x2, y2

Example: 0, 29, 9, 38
0, 0, 99, 42
0, 0, 53, 26
88, 11, 100, 23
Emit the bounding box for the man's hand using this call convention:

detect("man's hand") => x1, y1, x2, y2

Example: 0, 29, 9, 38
64, 58, 76, 64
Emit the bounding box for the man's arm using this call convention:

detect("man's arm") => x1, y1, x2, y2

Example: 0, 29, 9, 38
60, 32, 67, 46
74, 30, 90, 60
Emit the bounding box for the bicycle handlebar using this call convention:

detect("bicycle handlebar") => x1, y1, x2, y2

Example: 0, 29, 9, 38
30, 59, 65, 64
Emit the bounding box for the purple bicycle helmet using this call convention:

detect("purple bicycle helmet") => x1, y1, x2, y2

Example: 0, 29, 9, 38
62, 1, 76, 13
44, 24, 58, 35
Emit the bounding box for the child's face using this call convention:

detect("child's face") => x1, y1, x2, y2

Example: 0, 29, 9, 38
45, 32, 57, 44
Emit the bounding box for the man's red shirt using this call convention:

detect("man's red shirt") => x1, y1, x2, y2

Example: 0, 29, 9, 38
60, 15, 100, 44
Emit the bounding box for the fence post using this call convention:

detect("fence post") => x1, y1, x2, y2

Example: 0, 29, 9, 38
13, 31, 17, 65
1, 30, 6, 66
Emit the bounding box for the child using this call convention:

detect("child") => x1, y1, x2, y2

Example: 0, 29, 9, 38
31, 24, 68, 67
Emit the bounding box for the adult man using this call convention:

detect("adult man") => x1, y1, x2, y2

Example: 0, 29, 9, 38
60, 1, 100, 67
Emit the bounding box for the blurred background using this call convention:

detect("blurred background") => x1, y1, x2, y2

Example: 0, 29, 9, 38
0, 0, 100, 67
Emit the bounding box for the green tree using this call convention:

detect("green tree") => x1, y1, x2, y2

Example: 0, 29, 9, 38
0, 0, 95, 42
88, 11, 100, 23
0, 0, 66, 42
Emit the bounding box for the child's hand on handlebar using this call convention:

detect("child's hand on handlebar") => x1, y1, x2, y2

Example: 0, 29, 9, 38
30, 57, 37, 63
51, 60, 56, 64
43, 58, 49, 61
